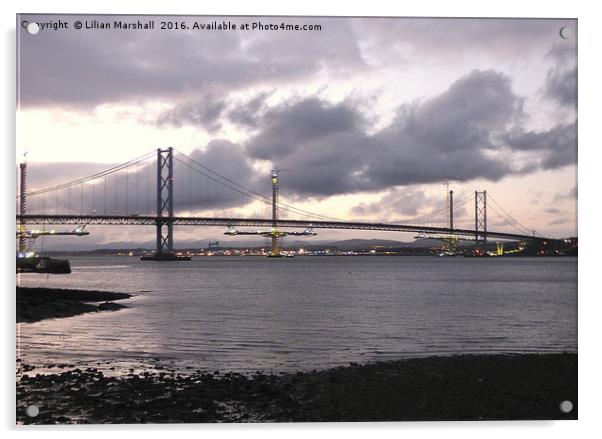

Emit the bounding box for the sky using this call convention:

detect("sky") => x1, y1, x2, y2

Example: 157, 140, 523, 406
16, 14, 577, 248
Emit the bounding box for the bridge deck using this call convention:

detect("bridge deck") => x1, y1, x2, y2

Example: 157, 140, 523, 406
17, 215, 549, 242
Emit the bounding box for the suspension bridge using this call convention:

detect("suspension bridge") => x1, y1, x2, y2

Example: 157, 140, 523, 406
16, 147, 552, 259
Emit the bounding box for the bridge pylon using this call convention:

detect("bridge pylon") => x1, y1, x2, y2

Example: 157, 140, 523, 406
18, 161, 27, 254
269, 169, 281, 257
474, 190, 487, 245
449, 190, 454, 230
141, 147, 189, 261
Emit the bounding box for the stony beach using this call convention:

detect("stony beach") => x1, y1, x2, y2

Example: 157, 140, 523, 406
16, 352, 577, 423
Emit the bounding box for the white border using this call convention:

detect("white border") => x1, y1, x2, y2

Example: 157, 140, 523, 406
2, 0, 600, 437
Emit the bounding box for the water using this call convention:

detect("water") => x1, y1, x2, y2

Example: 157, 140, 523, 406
17, 256, 577, 374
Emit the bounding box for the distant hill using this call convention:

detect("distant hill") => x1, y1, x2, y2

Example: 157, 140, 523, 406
284, 238, 442, 250
39, 237, 458, 253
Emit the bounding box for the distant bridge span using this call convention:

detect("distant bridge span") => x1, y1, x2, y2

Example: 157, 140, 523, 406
17, 149, 555, 257
16, 214, 551, 243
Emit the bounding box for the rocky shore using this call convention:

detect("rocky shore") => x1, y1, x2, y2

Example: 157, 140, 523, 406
16, 287, 131, 323
16, 353, 577, 424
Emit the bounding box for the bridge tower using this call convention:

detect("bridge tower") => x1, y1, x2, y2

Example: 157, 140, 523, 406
474, 190, 487, 245
18, 161, 27, 254
156, 147, 174, 254
449, 190, 454, 230
142, 147, 189, 261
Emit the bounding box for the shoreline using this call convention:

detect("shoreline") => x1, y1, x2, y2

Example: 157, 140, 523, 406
15, 287, 577, 423
16, 287, 132, 323
16, 352, 577, 423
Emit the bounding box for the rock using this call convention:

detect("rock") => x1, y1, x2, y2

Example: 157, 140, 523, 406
97, 302, 126, 311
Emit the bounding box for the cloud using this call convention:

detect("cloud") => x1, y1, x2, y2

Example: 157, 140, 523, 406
546, 42, 577, 65
548, 217, 570, 226
529, 190, 544, 206
543, 207, 561, 214
503, 122, 577, 169
175, 139, 260, 211
354, 18, 575, 66
247, 97, 365, 161
156, 90, 274, 132
227, 92, 272, 127
149, 68, 574, 202
19, 15, 577, 113
553, 185, 577, 202
243, 69, 530, 197
542, 42, 577, 108
22, 68, 578, 214
544, 67, 577, 107
15, 16, 578, 241
351, 188, 433, 218
18, 15, 364, 109
156, 93, 226, 132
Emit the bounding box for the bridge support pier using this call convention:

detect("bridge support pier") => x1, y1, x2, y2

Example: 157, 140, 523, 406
270, 235, 280, 257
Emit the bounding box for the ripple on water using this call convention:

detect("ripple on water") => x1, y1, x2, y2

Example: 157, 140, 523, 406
17, 256, 577, 374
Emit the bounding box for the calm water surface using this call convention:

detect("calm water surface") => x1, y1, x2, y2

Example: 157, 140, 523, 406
17, 256, 577, 374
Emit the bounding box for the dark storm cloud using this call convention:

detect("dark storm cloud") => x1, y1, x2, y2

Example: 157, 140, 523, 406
227, 92, 272, 127
23, 67, 578, 211
350, 188, 441, 220
354, 18, 575, 63
238, 69, 577, 199
244, 70, 526, 197
19, 15, 576, 111
156, 93, 226, 132
398, 68, 524, 154
18, 15, 363, 109
542, 43, 577, 108
350, 187, 473, 225
175, 139, 260, 211
156, 90, 274, 131
544, 66, 577, 107
546, 43, 576, 65
504, 122, 577, 169
247, 97, 365, 161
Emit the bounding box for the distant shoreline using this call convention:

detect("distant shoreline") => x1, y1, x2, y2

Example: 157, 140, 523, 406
32, 252, 579, 258
16, 287, 131, 323
16, 352, 577, 423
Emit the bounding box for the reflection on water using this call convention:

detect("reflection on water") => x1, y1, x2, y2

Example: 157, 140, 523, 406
17, 256, 577, 373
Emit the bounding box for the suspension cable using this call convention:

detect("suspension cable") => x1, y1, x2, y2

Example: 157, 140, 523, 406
487, 201, 534, 236
487, 194, 534, 235
20, 151, 155, 198
385, 193, 471, 225
173, 153, 343, 221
